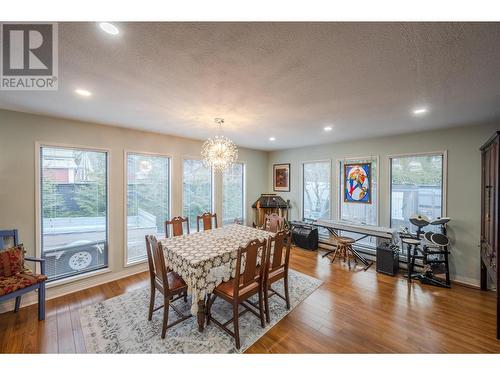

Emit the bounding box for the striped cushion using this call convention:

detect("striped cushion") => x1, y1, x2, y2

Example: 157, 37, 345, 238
0, 244, 25, 277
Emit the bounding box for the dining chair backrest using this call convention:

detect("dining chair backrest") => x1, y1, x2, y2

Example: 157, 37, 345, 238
233, 238, 267, 298
264, 213, 285, 233
197, 212, 218, 231
266, 230, 292, 273
165, 216, 189, 238
145, 235, 169, 291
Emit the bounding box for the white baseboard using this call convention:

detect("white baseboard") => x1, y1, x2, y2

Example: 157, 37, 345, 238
0, 264, 148, 314
450, 275, 480, 288
317, 244, 480, 288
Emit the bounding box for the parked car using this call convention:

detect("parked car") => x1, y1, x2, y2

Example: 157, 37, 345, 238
44, 240, 107, 280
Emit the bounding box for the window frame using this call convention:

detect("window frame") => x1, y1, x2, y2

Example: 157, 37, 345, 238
221, 161, 246, 225
388, 150, 448, 229
123, 150, 172, 267
336, 155, 380, 226
181, 156, 215, 230
300, 159, 333, 221
35, 141, 111, 286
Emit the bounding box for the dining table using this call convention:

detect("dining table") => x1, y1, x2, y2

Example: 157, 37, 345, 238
159, 224, 274, 332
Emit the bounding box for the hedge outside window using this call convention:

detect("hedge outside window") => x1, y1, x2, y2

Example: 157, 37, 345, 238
40, 146, 108, 281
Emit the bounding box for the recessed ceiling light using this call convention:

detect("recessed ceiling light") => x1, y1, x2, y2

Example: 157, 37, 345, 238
269, 137, 276, 142
99, 22, 119, 35
324, 126, 333, 132
412, 107, 429, 116
75, 89, 92, 97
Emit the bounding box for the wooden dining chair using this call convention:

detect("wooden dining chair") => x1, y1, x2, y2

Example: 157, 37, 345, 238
263, 213, 285, 233
145, 235, 191, 338
206, 238, 267, 349
196, 212, 218, 232
263, 230, 292, 323
165, 216, 189, 238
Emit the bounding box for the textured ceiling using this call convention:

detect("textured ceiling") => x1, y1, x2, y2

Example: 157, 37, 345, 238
1, 22, 500, 150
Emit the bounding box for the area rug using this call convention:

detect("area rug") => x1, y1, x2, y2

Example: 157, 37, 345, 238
80, 269, 322, 353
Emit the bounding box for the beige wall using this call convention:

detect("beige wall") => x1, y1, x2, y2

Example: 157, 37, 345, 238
268, 123, 499, 286
0, 106, 497, 309
0, 109, 268, 311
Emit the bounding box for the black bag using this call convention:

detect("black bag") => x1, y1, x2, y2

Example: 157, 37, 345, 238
291, 223, 318, 250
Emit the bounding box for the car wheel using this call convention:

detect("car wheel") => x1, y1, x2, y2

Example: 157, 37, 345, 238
68, 250, 93, 271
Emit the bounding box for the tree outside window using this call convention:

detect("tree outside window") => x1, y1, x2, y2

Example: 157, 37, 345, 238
223, 163, 244, 224
183, 159, 213, 231
303, 161, 331, 220
390, 154, 444, 232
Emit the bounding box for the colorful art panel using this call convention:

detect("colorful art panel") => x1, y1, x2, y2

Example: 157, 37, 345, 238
344, 162, 372, 204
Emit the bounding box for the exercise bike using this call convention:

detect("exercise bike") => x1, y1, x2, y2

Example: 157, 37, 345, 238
400, 215, 451, 288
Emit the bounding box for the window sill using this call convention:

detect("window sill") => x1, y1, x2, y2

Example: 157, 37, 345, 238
47, 267, 111, 289
124, 258, 148, 268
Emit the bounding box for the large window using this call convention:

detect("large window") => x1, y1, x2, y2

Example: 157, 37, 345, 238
390, 153, 445, 232
223, 163, 245, 225
302, 161, 331, 220
40, 146, 108, 281
126, 153, 170, 264
183, 159, 213, 231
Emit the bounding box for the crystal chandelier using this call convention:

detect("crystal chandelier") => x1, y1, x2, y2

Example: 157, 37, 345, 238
201, 118, 239, 172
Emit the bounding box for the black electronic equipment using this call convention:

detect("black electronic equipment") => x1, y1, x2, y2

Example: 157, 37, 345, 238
376, 241, 399, 276
401, 215, 451, 288
290, 222, 318, 250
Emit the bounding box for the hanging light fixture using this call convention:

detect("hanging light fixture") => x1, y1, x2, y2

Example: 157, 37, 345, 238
201, 118, 238, 172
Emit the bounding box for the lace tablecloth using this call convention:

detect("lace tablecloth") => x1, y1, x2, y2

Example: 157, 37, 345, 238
160, 224, 273, 314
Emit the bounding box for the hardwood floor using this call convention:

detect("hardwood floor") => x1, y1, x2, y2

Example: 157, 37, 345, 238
1, 247, 499, 353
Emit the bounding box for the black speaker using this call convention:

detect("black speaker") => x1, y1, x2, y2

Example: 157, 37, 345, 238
291, 222, 318, 250
376, 241, 399, 276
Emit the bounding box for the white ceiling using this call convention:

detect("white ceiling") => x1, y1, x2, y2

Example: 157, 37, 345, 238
1, 22, 500, 150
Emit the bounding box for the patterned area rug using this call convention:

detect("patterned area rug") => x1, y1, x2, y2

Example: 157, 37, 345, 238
80, 269, 322, 353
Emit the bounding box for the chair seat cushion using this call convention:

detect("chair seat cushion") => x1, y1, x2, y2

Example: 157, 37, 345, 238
167, 271, 186, 291
0, 244, 25, 277
215, 278, 259, 299
0, 271, 47, 297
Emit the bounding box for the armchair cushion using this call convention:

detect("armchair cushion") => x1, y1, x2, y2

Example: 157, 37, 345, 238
0, 244, 25, 277
0, 271, 47, 297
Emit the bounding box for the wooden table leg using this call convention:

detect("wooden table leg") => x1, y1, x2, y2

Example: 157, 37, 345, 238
197, 299, 206, 332
407, 243, 412, 282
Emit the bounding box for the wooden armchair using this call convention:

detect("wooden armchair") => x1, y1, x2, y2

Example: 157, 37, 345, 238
0, 229, 47, 320
165, 216, 190, 238
196, 212, 218, 232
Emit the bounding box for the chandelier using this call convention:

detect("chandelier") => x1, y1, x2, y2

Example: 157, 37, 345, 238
201, 118, 239, 172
